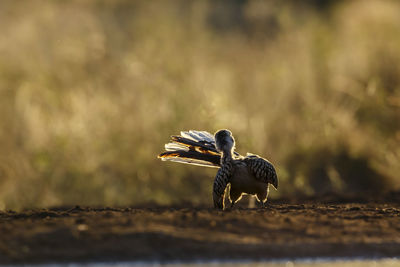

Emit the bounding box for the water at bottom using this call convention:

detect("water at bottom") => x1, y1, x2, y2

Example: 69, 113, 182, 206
28, 257, 400, 267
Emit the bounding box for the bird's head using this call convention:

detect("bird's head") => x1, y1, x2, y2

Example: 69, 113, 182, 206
214, 129, 235, 154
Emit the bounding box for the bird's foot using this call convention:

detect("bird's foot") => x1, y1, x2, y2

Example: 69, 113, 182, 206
260, 201, 271, 209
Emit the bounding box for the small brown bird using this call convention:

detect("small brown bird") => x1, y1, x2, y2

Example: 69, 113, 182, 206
158, 129, 278, 210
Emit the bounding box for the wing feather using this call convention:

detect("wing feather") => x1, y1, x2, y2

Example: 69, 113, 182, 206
244, 154, 278, 189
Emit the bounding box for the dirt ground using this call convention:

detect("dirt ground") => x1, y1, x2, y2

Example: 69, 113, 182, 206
1, 192, 400, 264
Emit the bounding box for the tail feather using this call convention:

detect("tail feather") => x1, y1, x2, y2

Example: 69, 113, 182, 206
181, 130, 215, 144
158, 150, 220, 168
158, 130, 221, 168
171, 135, 219, 154
165, 142, 189, 152
158, 130, 241, 168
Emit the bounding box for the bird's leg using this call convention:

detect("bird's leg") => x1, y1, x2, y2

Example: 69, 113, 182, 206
256, 192, 268, 209
223, 184, 231, 209
229, 186, 242, 210
261, 200, 272, 209
248, 196, 256, 209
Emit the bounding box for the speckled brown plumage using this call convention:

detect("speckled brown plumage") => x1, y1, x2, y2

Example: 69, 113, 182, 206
159, 129, 278, 210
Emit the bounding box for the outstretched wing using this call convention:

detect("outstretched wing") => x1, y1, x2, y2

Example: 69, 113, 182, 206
244, 153, 278, 189
212, 161, 233, 210
158, 130, 221, 168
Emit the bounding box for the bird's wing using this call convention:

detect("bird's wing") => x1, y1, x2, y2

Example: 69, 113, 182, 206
244, 153, 278, 189
212, 161, 233, 210
158, 130, 221, 168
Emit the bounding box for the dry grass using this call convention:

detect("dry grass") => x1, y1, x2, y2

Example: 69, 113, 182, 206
0, 0, 399, 209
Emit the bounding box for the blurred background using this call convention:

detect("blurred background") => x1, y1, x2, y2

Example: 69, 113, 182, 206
0, 0, 399, 210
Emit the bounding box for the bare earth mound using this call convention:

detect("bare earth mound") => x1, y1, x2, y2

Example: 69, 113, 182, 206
1, 193, 400, 264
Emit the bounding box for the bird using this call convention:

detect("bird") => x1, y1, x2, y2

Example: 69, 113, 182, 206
158, 129, 278, 210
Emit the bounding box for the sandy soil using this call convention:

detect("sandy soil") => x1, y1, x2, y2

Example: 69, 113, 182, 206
1, 193, 400, 264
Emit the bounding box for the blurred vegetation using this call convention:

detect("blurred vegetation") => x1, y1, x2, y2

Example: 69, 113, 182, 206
0, 0, 399, 209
